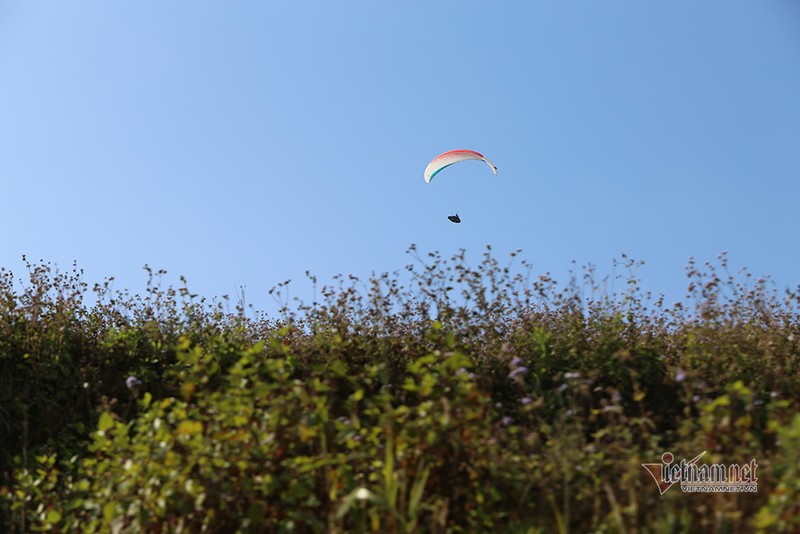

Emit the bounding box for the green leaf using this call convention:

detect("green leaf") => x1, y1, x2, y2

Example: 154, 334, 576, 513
103, 501, 117, 524
45, 509, 62, 524
98, 412, 114, 432
408, 354, 438, 374
408, 463, 431, 526
330, 359, 348, 377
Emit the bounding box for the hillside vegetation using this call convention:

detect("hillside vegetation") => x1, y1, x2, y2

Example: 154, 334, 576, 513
1, 247, 799, 532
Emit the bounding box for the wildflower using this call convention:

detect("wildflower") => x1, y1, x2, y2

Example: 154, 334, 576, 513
126, 376, 143, 390
564, 371, 580, 380
675, 368, 686, 383
508, 365, 528, 380
520, 396, 532, 405
353, 488, 372, 500
501, 416, 513, 426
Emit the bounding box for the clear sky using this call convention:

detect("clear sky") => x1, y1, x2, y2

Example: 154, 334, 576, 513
2, 1, 799, 313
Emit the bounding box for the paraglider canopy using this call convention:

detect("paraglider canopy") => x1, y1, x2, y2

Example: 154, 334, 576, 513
425, 149, 496, 224
424, 149, 497, 183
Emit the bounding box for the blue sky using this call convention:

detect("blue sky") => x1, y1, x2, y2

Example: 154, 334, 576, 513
2, 1, 799, 312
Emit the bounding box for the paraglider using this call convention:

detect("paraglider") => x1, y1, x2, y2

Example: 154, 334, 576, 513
424, 149, 497, 184
424, 149, 497, 223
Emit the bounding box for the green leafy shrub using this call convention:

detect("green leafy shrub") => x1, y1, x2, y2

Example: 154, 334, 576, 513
1, 247, 799, 532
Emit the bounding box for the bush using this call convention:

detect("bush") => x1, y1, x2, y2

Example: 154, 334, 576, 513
2, 248, 799, 532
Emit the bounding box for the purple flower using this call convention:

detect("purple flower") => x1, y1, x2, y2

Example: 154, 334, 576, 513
501, 416, 513, 426
520, 396, 532, 405
126, 376, 142, 390
510, 357, 523, 368
675, 368, 686, 383
508, 366, 528, 380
